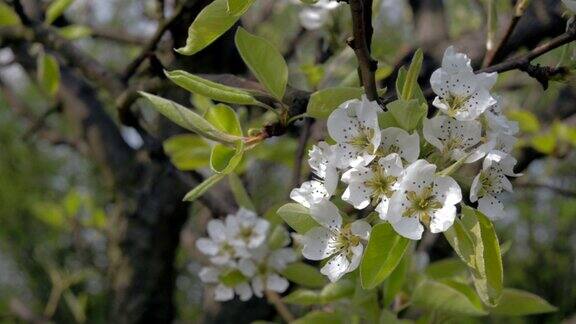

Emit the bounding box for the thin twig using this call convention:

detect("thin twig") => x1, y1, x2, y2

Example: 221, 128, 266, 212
291, 118, 312, 189
121, 5, 185, 82
265, 290, 294, 323
347, 0, 379, 101
483, 0, 531, 67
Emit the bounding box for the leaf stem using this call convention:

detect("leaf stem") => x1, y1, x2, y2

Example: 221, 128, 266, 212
265, 290, 295, 323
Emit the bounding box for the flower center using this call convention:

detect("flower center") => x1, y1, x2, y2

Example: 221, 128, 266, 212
348, 127, 375, 152
332, 224, 361, 258
443, 94, 471, 117
403, 186, 442, 225
364, 164, 397, 203
239, 226, 254, 241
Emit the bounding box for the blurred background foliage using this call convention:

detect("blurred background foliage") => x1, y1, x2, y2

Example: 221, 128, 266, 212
0, 0, 575, 323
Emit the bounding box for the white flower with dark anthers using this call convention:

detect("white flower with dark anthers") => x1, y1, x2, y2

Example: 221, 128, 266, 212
226, 208, 270, 249
290, 180, 330, 208
301, 199, 371, 282
196, 219, 248, 265
341, 153, 404, 217
385, 160, 462, 240
238, 245, 296, 298
470, 151, 521, 220
327, 96, 382, 168
484, 100, 519, 136
199, 266, 253, 301
378, 127, 420, 163
423, 115, 484, 163
430, 46, 498, 121
308, 142, 339, 194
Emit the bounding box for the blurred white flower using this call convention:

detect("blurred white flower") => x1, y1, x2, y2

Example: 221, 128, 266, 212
431, 46, 498, 121
301, 200, 371, 282
341, 153, 404, 217
199, 266, 253, 301
196, 219, 248, 265
470, 151, 521, 220
386, 160, 462, 240
226, 208, 270, 249
327, 96, 382, 168
239, 245, 296, 297
423, 115, 484, 163
294, 0, 341, 30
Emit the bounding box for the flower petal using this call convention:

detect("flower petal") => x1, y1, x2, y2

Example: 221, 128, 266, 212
350, 220, 372, 240
320, 252, 350, 282
214, 284, 234, 301
478, 195, 506, 220
433, 175, 462, 206
207, 219, 227, 242
310, 199, 342, 230
196, 238, 219, 256
302, 227, 337, 260
267, 273, 290, 293
235, 282, 253, 301
430, 204, 457, 233
390, 216, 424, 240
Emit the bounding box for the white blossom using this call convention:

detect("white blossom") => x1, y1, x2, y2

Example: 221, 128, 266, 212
327, 96, 382, 168
341, 153, 404, 217
470, 151, 521, 220
199, 266, 253, 301
477, 100, 518, 156
430, 46, 498, 121
226, 208, 270, 249
196, 219, 248, 265
290, 180, 330, 208
379, 127, 420, 163
301, 200, 371, 282
294, 0, 340, 30
423, 115, 484, 163
239, 245, 296, 297
385, 160, 462, 240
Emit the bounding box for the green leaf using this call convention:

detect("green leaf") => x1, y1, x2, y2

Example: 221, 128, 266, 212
276, 203, 319, 234
0, 3, 21, 26
387, 99, 427, 132
459, 206, 503, 307
508, 110, 540, 133
46, 0, 75, 25
163, 135, 211, 171
183, 173, 226, 202
383, 248, 410, 305
401, 49, 423, 101
139, 92, 242, 145
425, 258, 467, 280
165, 70, 260, 106
235, 27, 288, 100
293, 311, 345, 324
283, 289, 320, 305
490, 288, 556, 316
218, 268, 247, 286
176, 0, 250, 55
378, 111, 401, 129
226, 0, 256, 15
37, 52, 61, 97
412, 279, 488, 316
228, 173, 256, 211
210, 141, 244, 173
267, 225, 290, 250
531, 132, 557, 154
320, 280, 355, 303
205, 104, 243, 136
379, 309, 412, 324
360, 222, 410, 289
281, 262, 328, 288
444, 218, 476, 268
306, 87, 364, 119
57, 25, 92, 40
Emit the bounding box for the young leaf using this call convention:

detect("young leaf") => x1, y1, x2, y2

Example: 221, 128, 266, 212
210, 141, 244, 174
283, 289, 320, 305
163, 135, 211, 171
228, 173, 256, 211
226, 0, 256, 15
276, 203, 319, 234
205, 104, 243, 136
360, 222, 410, 289
425, 258, 467, 280
401, 49, 423, 101
183, 173, 226, 202
37, 52, 61, 97
412, 279, 488, 316
139, 92, 241, 145
165, 70, 260, 106
281, 262, 328, 288
176, 0, 250, 55
46, 0, 75, 25
306, 87, 364, 119
235, 27, 288, 100
0, 3, 21, 26
490, 289, 556, 316
387, 99, 427, 131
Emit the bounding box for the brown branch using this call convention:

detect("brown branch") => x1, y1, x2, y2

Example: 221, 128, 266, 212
483, 0, 530, 67
265, 290, 294, 323
89, 27, 147, 46
347, 0, 378, 101
121, 5, 185, 83
291, 119, 312, 189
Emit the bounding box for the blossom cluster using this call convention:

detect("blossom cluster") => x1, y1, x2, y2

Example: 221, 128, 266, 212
290, 46, 521, 282
196, 208, 296, 301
